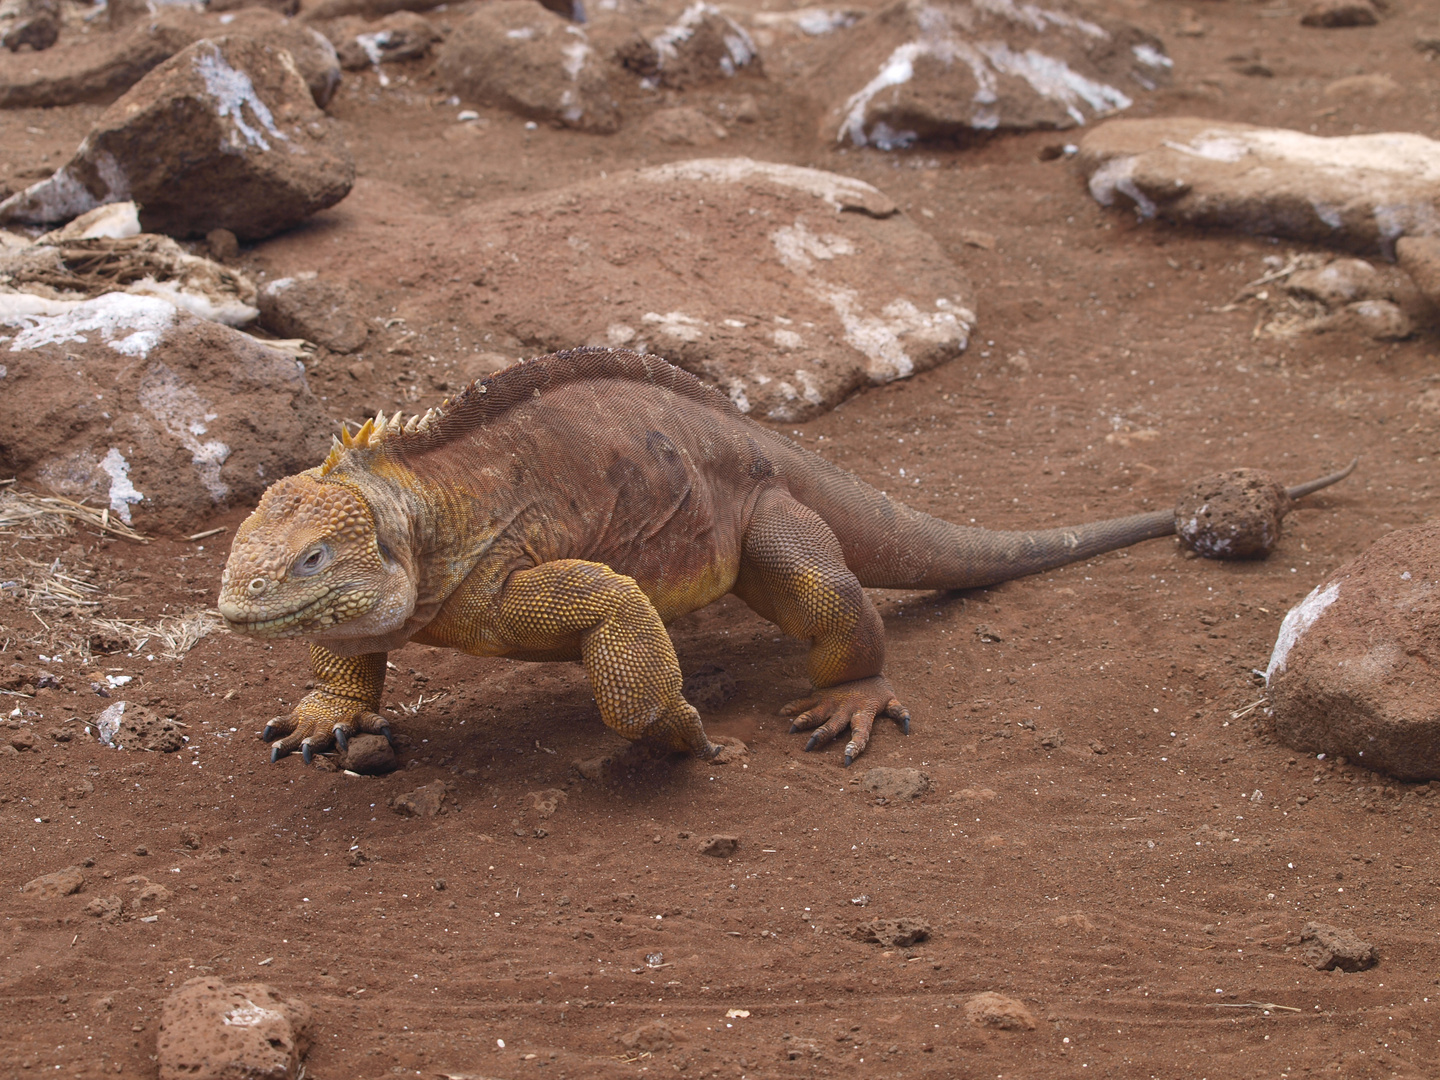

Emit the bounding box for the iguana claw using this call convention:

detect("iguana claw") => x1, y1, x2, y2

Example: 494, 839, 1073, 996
301, 740, 316, 764
270, 745, 286, 763
262, 722, 281, 742
783, 675, 908, 765
333, 726, 349, 751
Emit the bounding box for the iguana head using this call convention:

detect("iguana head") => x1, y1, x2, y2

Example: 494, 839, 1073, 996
218, 470, 414, 642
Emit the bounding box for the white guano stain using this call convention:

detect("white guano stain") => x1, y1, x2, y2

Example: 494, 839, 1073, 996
99, 448, 144, 525
1265, 580, 1341, 684
770, 220, 971, 385
838, 2, 1135, 147
193, 43, 287, 153
652, 2, 757, 78
3, 293, 174, 356
137, 362, 231, 502
642, 311, 706, 342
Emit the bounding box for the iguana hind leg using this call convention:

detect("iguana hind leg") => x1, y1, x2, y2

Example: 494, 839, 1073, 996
494, 559, 719, 758
264, 645, 390, 762
733, 489, 909, 765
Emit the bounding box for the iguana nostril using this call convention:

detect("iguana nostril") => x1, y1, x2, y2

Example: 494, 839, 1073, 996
247, 577, 268, 596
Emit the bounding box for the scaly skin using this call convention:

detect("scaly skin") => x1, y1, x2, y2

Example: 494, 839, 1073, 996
218, 348, 1354, 766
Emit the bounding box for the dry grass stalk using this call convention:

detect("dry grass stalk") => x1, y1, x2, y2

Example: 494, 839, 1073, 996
88, 610, 226, 660
10, 557, 103, 612
0, 486, 149, 543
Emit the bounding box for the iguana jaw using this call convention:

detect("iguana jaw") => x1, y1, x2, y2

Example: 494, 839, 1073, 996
218, 471, 416, 642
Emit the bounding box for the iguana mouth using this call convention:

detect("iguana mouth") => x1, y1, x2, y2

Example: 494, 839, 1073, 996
223, 591, 336, 637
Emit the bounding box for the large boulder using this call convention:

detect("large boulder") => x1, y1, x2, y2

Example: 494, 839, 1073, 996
158, 977, 311, 1080
813, 0, 1170, 150
426, 158, 973, 420
611, 1, 760, 89
0, 13, 198, 108
0, 293, 332, 533
1265, 523, 1440, 781
0, 9, 339, 110
436, 0, 619, 133
0, 36, 353, 240
1078, 118, 1440, 257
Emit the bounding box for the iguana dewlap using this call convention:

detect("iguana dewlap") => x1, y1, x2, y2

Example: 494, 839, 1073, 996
217, 348, 1353, 766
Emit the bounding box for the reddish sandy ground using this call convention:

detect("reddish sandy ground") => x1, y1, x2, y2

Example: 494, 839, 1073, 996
2, 1, 1438, 1077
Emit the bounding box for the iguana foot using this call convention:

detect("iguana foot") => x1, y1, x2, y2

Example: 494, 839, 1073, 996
262, 691, 392, 763
639, 699, 722, 760
782, 675, 909, 766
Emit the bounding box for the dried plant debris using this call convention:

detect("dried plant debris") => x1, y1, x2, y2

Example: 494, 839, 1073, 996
0, 484, 149, 543
88, 611, 224, 661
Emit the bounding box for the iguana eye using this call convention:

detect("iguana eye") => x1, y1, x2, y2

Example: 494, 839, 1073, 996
292, 544, 332, 577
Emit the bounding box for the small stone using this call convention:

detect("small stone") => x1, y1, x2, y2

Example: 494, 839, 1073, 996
1396, 236, 1440, 306
130, 883, 172, 912
1037, 729, 1065, 750
392, 779, 447, 818
134, 846, 148, 857
157, 977, 311, 1080
1301, 0, 1379, 28
437, 1, 619, 132
329, 11, 441, 71
2, 0, 59, 53
1300, 922, 1377, 971
1328, 299, 1411, 341
619, 1020, 674, 1053
9, 728, 35, 751
340, 733, 396, 775
862, 767, 930, 800
85, 895, 122, 921
205, 229, 239, 263
708, 737, 748, 765
1174, 468, 1290, 560
258, 275, 368, 353
854, 916, 931, 947
963, 991, 1036, 1031
1286, 259, 1384, 307
21, 866, 85, 898
697, 834, 738, 857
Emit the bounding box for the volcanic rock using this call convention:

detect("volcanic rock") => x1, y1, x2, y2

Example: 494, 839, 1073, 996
340, 733, 396, 774
157, 977, 311, 1080
862, 767, 930, 799
1300, 922, 1378, 971
854, 916, 931, 946
0, 294, 331, 532
1079, 118, 1440, 256
437, 0, 619, 132
614, 1, 760, 89
817, 0, 1170, 150
0, 36, 354, 240
20, 866, 85, 898
1265, 522, 1440, 781
303, 0, 446, 20
3, 0, 59, 53
964, 992, 1036, 1030
0, 12, 198, 108
426, 158, 972, 420
1300, 0, 1379, 28
1396, 236, 1440, 307
258, 274, 367, 352
327, 11, 441, 71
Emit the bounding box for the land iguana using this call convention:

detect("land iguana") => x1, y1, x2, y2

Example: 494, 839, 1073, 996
217, 348, 1355, 766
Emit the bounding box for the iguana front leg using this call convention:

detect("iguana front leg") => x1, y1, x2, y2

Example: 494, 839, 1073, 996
492, 559, 720, 758
263, 645, 390, 763
733, 489, 909, 765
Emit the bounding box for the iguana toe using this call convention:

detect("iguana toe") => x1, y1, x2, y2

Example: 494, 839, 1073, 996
333, 726, 349, 751
782, 676, 907, 764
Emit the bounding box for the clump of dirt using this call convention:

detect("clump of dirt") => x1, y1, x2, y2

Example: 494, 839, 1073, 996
1174, 468, 1290, 559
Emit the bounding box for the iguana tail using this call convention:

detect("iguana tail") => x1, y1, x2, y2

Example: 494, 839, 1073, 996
771, 437, 1353, 591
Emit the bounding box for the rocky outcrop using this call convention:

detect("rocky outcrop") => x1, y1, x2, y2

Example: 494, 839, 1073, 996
1079, 118, 1440, 256
0, 36, 353, 240
0, 294, 331, 533
1266, 523, 1440, 781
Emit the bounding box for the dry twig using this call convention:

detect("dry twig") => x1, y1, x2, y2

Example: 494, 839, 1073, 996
0, 486, 148, 543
